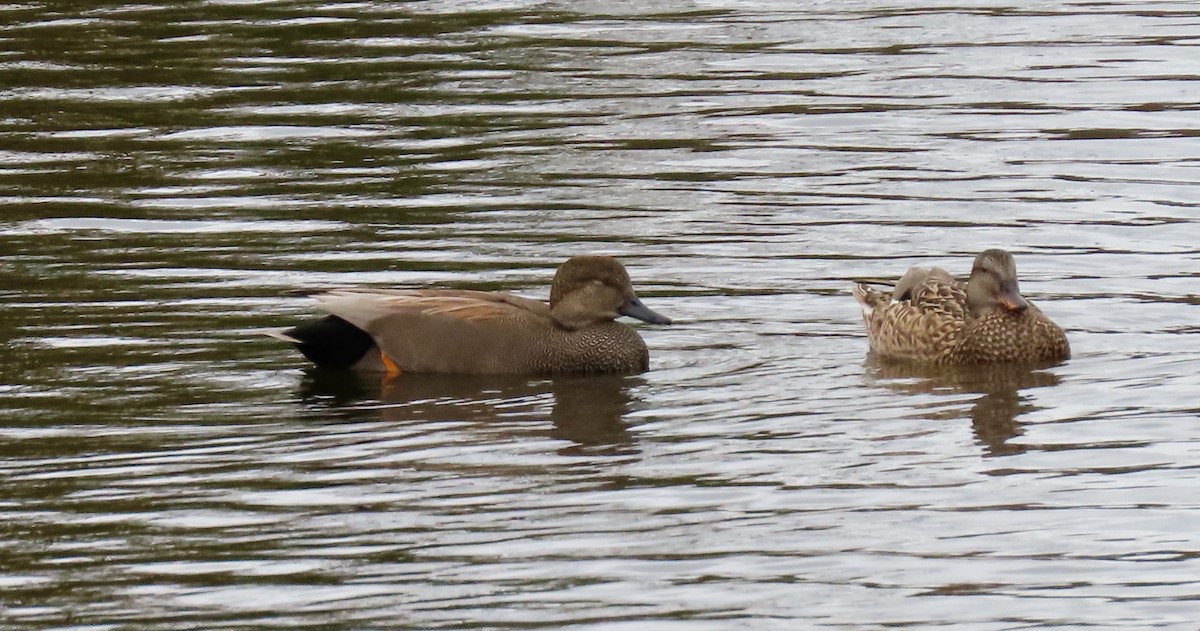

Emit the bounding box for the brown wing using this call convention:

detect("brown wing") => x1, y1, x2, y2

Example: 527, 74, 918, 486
357, 288, 548, 312
855, 273, 966, 361
313, 289, 549, 330
908, 277, 967, 321
311, 289, 555, 373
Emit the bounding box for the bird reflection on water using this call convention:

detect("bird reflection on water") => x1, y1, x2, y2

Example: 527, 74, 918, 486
294, 370, 641, 455
863, 359, 1064, 456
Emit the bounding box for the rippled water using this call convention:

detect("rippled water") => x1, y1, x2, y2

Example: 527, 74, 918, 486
3, 1, 1199, 629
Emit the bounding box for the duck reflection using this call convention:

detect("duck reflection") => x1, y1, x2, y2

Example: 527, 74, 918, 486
864, 359, 1063, 456
295, 370, 639, 453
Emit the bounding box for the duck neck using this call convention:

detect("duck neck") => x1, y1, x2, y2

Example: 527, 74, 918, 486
550, 295, 615, 331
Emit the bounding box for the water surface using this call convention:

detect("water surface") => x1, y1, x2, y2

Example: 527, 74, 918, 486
2, 1, 1199, 629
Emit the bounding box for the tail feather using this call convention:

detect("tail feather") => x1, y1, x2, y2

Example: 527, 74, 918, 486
272, 315, 377, 369
852, 283, 880, 319
263, 328, 303, 344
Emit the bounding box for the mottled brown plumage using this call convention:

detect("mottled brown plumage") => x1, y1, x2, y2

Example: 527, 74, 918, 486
270, 256, 671, 375
853, 249, 1070, 365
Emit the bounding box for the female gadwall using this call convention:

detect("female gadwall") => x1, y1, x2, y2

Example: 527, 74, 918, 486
269, 255, 671, 375
852, 249, 1069, 364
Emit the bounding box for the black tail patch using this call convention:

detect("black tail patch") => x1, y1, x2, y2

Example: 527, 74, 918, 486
285, 315, 375, 369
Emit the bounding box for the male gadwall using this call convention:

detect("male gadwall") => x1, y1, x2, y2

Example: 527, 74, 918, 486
852, 249, 1069, 364
269, 255, 671, 375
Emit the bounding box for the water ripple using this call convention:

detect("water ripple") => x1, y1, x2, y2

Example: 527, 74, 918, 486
2, 1, 1199, 629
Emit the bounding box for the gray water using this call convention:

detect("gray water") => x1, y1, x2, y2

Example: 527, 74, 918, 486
2, 1, 1199, 629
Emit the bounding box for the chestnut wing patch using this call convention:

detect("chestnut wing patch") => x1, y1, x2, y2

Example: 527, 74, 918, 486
394, 296, 526, 322
313, 289, 549, 332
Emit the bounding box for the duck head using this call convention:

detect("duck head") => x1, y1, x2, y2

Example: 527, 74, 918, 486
550, 256, 672, 330
966, 249, 1029, 316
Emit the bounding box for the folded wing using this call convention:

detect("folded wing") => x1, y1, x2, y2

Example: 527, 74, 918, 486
310, 289, 551, 373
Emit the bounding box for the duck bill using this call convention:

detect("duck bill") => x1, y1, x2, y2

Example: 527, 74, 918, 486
619, 296, 672, 325
997, 284, 1029, 313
